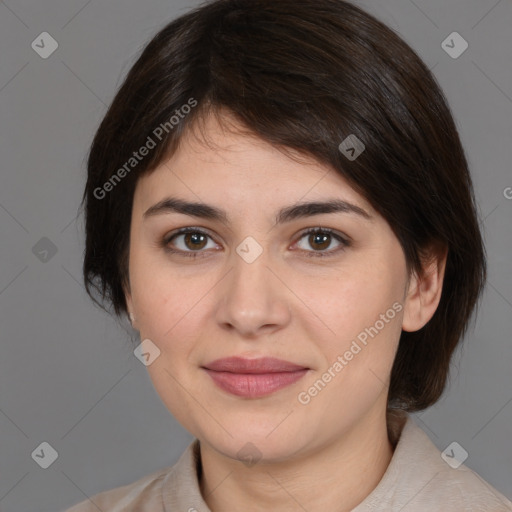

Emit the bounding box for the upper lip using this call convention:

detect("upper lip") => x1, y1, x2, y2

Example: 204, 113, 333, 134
202, 357, 308, 374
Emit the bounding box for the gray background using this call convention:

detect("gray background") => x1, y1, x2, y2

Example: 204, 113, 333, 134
0, 0, 511, 510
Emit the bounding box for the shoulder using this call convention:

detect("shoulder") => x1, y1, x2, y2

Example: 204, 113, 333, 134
356, 414, 512, 511
63, 438, 206, 512
407, 420, 511, 510
63, 465, 172, 512
426, 467, 512, 511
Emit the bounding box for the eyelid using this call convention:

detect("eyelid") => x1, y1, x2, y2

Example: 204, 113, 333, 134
294, 226, 351, 244
290, 227, 351, 256
162, 226, 220, 251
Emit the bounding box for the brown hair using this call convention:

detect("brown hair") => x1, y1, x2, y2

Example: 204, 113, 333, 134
82, 0, 486, 412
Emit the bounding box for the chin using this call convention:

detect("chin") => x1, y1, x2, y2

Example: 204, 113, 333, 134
199, 418, 308, 463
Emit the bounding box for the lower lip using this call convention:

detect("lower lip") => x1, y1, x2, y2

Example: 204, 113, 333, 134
203, 368, 309, 398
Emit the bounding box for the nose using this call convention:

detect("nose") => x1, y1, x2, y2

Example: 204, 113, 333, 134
214, 246, 292, 338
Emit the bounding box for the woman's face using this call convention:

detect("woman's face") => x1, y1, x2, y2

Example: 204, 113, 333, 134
126, 112, 411, 462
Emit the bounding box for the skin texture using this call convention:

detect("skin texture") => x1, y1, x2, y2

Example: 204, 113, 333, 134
125, 111, 447, 512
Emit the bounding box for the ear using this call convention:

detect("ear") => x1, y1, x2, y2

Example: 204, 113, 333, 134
402, 243, 448, 332
124, 285, 138, 330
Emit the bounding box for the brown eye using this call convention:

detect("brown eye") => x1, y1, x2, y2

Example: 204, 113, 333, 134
163, 228, 217, 258
182, 232, 208, 250
307, 232, 332, 251
294, 228, 350, 258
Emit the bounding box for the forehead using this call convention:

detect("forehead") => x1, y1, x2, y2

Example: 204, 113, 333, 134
133, 110, 376, 219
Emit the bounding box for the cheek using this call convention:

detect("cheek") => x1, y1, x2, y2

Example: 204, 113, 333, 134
291, 260, 402, 335
293, 261, 404, 383
128, 244, 192, 336
129, 260, 218, 373
134, 282, 199, 345
128, 266, 210, 427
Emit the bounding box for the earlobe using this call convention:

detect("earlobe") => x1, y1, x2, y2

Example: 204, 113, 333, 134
402, 246, 448, 333
128, 311, 138, 330
125, 293, 137, 329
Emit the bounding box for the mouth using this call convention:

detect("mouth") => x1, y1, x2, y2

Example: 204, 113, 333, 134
201, 356, 309, 398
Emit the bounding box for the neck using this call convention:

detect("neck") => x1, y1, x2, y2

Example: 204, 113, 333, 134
199, 404, 398, 512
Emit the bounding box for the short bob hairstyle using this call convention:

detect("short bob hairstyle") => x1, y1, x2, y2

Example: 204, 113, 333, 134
82, 0, 486, 413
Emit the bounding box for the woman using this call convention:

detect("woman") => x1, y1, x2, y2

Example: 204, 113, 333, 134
67, 0, 512, 510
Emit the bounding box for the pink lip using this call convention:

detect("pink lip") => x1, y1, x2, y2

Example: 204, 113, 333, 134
202, 357, 309, 398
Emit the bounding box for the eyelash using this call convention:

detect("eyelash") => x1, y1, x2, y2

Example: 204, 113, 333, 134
161, 227, 351, 259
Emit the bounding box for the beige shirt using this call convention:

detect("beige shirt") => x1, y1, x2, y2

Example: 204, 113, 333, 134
65, 413, 512, 511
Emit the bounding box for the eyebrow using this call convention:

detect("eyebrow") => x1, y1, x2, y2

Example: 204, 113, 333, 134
143, 196, 373, 224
